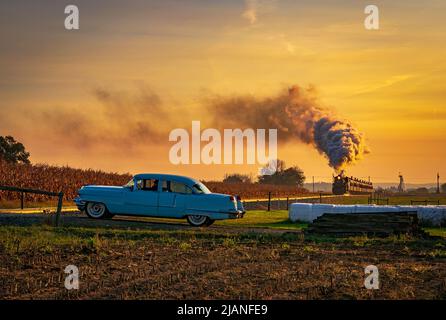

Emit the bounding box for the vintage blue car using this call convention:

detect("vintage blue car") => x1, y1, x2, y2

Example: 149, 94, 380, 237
74, 173, 245, 226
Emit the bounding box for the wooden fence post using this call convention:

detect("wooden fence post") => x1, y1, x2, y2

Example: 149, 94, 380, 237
55, 192, 64, 227
286, 197, 289, 210
319, 193, 322, 203
267, 192, 271, 211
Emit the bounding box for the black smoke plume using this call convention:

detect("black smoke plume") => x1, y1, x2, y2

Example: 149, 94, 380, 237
206, 85, 369, 172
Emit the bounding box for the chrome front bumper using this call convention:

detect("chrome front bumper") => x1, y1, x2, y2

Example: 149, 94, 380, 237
74, 197, 86, 211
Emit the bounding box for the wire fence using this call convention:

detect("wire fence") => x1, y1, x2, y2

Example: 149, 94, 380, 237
0, 185, 63, 226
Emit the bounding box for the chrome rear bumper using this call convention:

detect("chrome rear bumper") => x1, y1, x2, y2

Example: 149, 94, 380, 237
228, 210, 245, 219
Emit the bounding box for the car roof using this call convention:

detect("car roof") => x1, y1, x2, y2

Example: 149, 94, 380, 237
133, 173, 200, 186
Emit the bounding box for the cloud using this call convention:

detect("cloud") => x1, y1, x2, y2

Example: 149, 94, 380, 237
22, 86, 170, 151
4, 83, 369, 172
242, 0, 258, 24
265, 33, 298, 54
352, 74, 415, 96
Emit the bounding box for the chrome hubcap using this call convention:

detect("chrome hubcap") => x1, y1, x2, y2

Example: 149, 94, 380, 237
87, 203, 105, 218
189, 215, 207, 225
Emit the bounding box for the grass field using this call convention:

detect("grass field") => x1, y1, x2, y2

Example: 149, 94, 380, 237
216, 210, 306, 229
2, 194, 446, 210
315, 194, 446, 205
0, 221, 445, 299
218, 210, 446, 237
1, 196, 445, 300
0, 206, 443, 235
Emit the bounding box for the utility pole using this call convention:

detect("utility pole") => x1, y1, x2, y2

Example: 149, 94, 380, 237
437, 172, 440, 194
312, 176, 315, 193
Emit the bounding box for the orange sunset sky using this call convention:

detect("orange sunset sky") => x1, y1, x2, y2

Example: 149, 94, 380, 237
0, 0, 445, 184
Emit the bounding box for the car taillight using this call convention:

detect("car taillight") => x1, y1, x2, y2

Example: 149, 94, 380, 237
236, 195, 241, 201
229, 196, 235, 201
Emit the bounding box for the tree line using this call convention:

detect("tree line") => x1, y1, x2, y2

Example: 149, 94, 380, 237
223, 159, 306, 187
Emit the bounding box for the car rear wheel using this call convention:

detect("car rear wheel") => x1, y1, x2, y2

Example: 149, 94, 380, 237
85, 202, 111, 219
187, 215, 212, 227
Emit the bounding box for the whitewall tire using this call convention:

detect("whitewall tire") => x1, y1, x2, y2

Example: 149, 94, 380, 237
85, 202, 109, 219
187, 215, 214, 227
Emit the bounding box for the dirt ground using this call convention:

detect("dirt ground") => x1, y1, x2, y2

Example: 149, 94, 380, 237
0, 213, 445, 300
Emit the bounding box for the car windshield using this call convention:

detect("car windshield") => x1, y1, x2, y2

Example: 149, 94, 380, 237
192, 182, 211, 194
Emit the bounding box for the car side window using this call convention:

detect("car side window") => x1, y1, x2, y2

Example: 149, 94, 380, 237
162, 180, 171, 192
136, 179, 159, 192
162, 180, 192, 194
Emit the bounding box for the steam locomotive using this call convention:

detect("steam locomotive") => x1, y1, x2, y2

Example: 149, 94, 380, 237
332, 173, 373, 195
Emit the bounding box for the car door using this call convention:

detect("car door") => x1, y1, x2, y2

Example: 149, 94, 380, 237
158, 180, 191, 218
123, 178, 160, 216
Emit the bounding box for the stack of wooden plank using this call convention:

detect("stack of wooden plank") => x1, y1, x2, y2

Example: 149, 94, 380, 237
306, 211, 427, 237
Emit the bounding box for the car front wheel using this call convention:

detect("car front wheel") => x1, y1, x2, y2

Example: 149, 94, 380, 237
85, 202, 110, 219
187, 215, 213, 227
